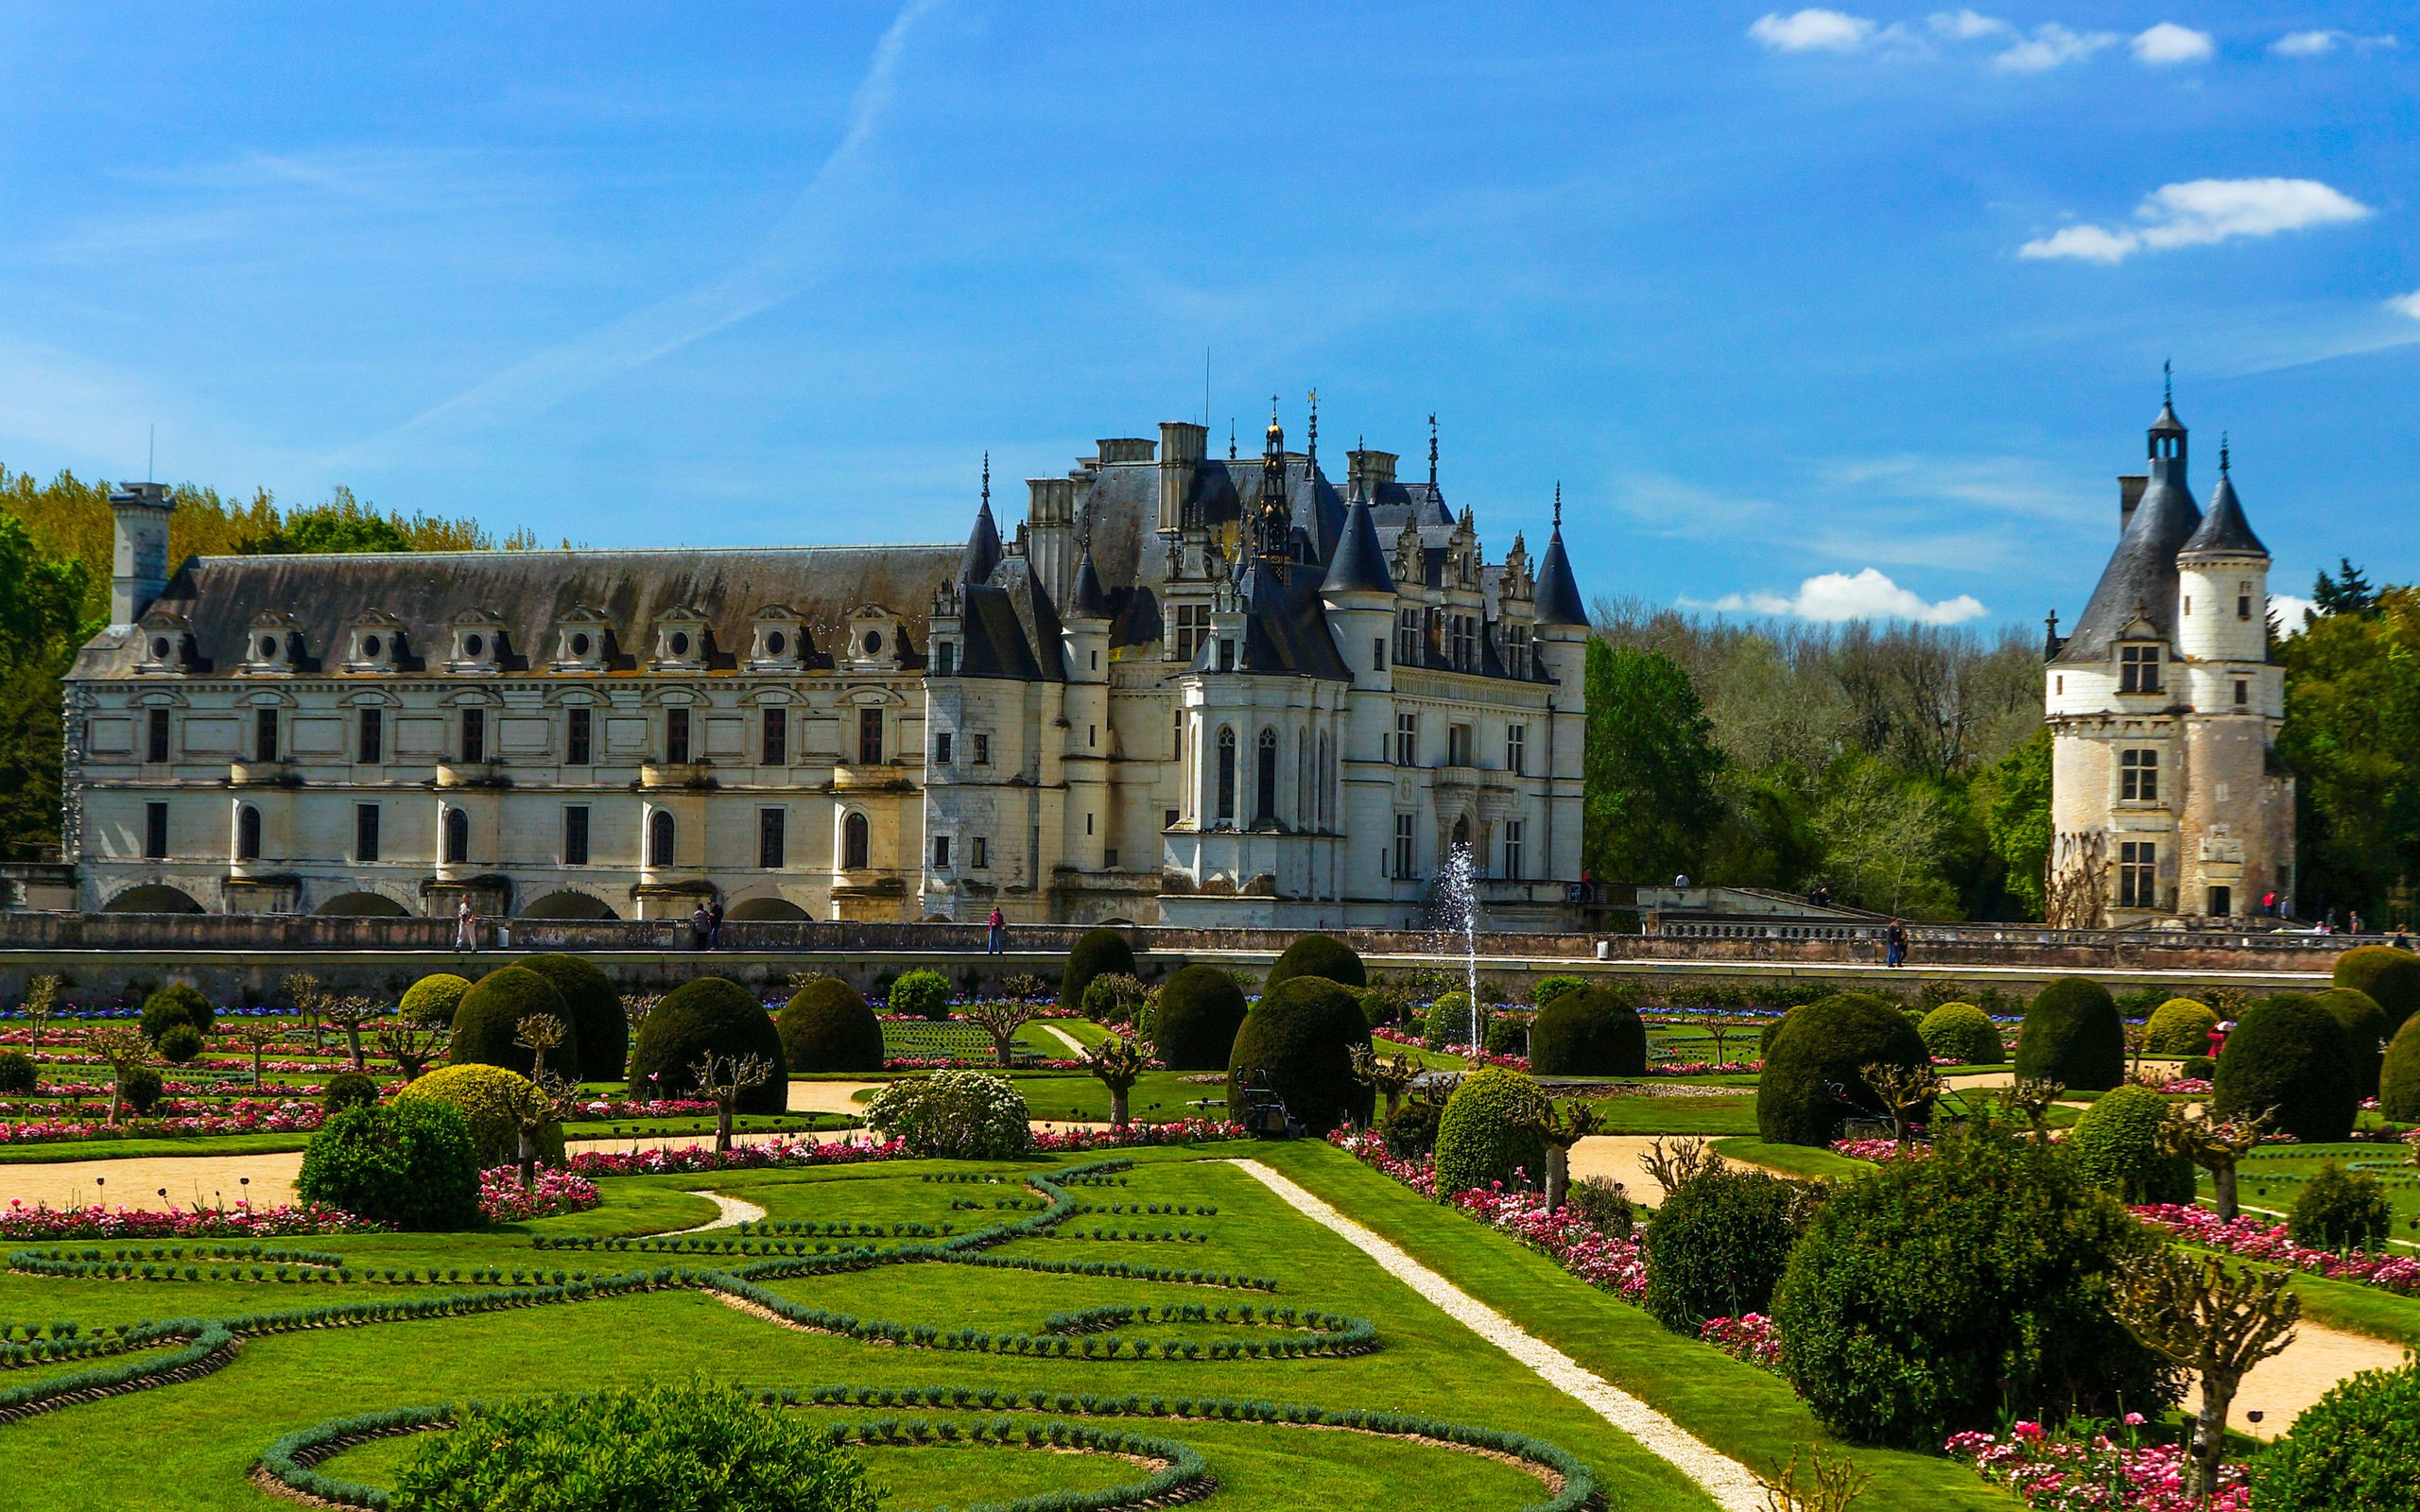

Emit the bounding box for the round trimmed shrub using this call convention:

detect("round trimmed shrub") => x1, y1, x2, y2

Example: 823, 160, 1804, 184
1917, 1002, 2002, 1065
449, 967, 575, 1076
1432, 1068, 1550, 1194
140, 982, 214, 1040
0, 1050, 33, 1094
398, 1061, 562, 1166
295, 1098, 481, 1230
2288, 1161, 2391, 1253
2333, 943, 2420, 1033
119, 1066, 164, 1116
1532, 975, 1586, 1007
515, 954, 626, 1081
1754, 991, 1927, 1146
2064, 1085, 2193, 1203
399, 972, 472, 1029
2214, 994, 2360, 1143
1772, 1123, 2176, 1448
2250, 1358, 2420, 1512
887, 968, 953, 1022
2143, 997, 2219, 1057
1379, 1099, 1441, 1160
321, 1070, 382, 1113
155, 1023, 204, 1064
2381, 1014, 2420, 1123
1263, 933, 1367, 991
2313, 987, 2391, 1096
2014, 977, 2124, 1091
1530, 987, 1648, 1075
626, 976, 786, 1112
776, 977, 883, 1074
1226, 975, 1374, 1133
1058, 927, 1137, 1011
1759, 1009, 1799, 1057
1153, 965, 1248, 1071
1428, 991, 1478, 1048
1644, 1168, 1816, 1332
863, 1070, 1031, 1160
1483, 1014, 1528, 1057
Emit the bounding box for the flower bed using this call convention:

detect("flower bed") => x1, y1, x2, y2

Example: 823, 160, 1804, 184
2134, 1203, 2420, 1295
477, 1166, 602, 1223
1329, 1130, 1647, 1299
1698, 1313, 1779, 1368
882, 1056, 1089, 1072
0, 1099, 327, 1145
0, 1198, 383, 1241
1828, 1137, 1921, 1162
1946, 1420, 2248, 1512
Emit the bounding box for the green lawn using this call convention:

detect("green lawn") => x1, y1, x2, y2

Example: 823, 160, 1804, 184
0, 1112, 852, 1166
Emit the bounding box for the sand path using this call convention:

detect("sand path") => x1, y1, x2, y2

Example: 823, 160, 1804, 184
786, 1079, 882, 1115
2232, 1319, 2410, 1437
1564, 1135, 1787, 1207
667, 1191, 769, 1235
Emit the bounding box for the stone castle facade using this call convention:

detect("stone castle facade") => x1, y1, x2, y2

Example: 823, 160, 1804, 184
63, 408, 1587, 929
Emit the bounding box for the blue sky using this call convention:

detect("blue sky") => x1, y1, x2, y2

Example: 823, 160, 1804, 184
0, 4, 2411, 630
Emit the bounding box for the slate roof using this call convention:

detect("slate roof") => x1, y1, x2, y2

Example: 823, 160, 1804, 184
1532, 525, 1587, 627
2056, 455, 2202, 664
2180, 469, 2267, 559
1320, 494, 1396, 594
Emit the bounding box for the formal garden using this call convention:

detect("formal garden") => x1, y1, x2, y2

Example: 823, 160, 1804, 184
1, 932, 2417, 1510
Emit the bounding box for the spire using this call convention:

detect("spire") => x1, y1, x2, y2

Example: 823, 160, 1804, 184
2182, 436, 2268, 559
1305, 387, 1317, 473
1553, 481, 1562, 530
2150, 367, 2187, 469
958, 452, 1003, 585
1228, 419, 1236, 460
2220, 431, 2230, 475
1253, 396, 1291, 561
1321, 487, 1396, 596
1068, 541, 1113, 620
1426, 412, 1439, 486
1532, 485, 1585, 627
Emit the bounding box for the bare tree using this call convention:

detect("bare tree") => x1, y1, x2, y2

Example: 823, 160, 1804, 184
2159, 1106, 2271, 1222
85, 1024, 153, 1125
1000, 972, 1048, 1004
1349, 1044, 1423, 1120
962, 999, 1042, 1068
1640, 1135, 1724, 1197
376, 1018, 451, 1081
1996, 1077, 2066, 1140
1080, 1035, 1150, 1129
688, 1050, 774, 1153
2045, 831, 2109, 929
282, 971, 326, 1054
514, 1012, 568, 1081
1082, 972, 1149, 1027
624, 991, 665, 1040
503, 1067, 587, 1187
19, 974, 58, 1050
1754, 1444, 1873, 1512
1858, 1061, 1943, 1148
320, 994, 384, 1072
230, 1020, 284, 1085
2110, 1249, 2298, 1499
1531, 1100, 1605, 1211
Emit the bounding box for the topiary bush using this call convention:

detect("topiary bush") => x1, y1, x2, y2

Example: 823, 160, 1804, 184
1058, 927, 1137, 1011
862, 1070, 1031, 1160
1754, 992, 1927, 1146
776, 977, 884, 1074
887, 968, 954, 1022
2381, 1014, 2420, 1123
1226, 976, 1374, 1133
514, 954, 626, 1081
397, 1062, 561, 1166
295, 1098, 482, 1230
2181, 1054, 2216, 1080
1772, 1123, 2177, 1449
449, 967, 575, 1076
321, 1071, 381, 1113
2250, 1358, 2420, 1512
626, 976, 786, 1111
1483, 1014, 1528, 1057
1644, 1167, 1818, 1333
399, 972, 473, 1029
1427, 991, 1478, 1049
1152, 965, 1249, 1071
139, 982, 215, 1041
2213, 994, 2360, 1143
0, 1050, 32, 1094
2333, 943, 2420, 1034
2064, 1085, 2194, 1204
1530, 987, 1648, 1075
2312, 987, 2391, 1097
389, 1380, 883, 1512
120, 1066, 164, 1117
154, 1023, 204, 1064
1378, 1099, 1441, 1160
2014, 977, 2124, 1091
1432, 1068, 1550, 1195
1532, 975, 1586, 1007
2143, 997, 2219, 1057
1263, 933, 1367, 991
1916, 1002, 2001, 1065
2288, 1161, 2391, 1253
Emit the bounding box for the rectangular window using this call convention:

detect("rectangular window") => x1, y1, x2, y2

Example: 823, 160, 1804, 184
1171, 604, 1211, 662
2118, 840, 2156, 909
666, 707, 690, 764
1216, 637, 1236, 672
2120, 748, 2159, 802
1395, 713, 1418, 765
1396, 608, 1420, 667
760, 708, 786, 765
973, 732, 991, 765
935, 641, 957, 677
932, 833, 951, 869
1162, 808, 1178, 830
562, 805, 590, 866
144, 800, 168, 859
857, 708, 883, 765
354, 804, 381, 864
460, 707, 485, 764
1503, 819, 1525, 881
1450, 614, 1477, 671
1507, 624, 1531, 679
2208, 884, 2232, 918
1446, 724, 1473, 766
2234, 679, 2249, 709
254, 707, 279, 762
1373, 636, 1386, 672
973, 836, 989, 868
758, 808, 786, 869
1088, 723, 1098, 748
2237, 585, 2253, 622
1507, 723, 1527, 775
2118, 644, 2162, 695
567, 708, 592, 765
146, 709, 170, 764
1392, 814, 1416, 881
357, 708, 383, 764
934, 731, 953, 765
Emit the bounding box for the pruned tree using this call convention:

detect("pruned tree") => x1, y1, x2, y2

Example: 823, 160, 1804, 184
2123, 1022, 2150, 1085
1530, 1100, 1605, 1211
1858, 1061, 1943, 1148
1000, 972, 1048, 1004
1084, 972, 1148, 1027
688, 1050, 774, 1153
2045, 830, 2109, 929
1996, 1077, 2065, 1140
1080, 1035, 1150, 1129
376, 1017, 451, 1081
514, 1012, 568, 1082
19, 974, 58, 1049
282, 971, 326, 1053
2110, 1248, 2298, 1499
624, 991, 664, 1040
1349, 1044, 1423, 1119
1754, 1444, 1873, 1512
230, 1020, 284, 1085
320, 993, 384, 1072
85, 1023, 152, 1126
504, 1067, 587, 1186
1641, 1135, 1723, 1197
962, 999, 1042, 1068
2159, 1106, 2271, 1222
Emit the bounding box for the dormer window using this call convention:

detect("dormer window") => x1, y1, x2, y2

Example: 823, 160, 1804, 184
841, 604, 902, 672
650, 608, 710, 671
242, 612, 302, 675
749, 606, 805, 671
344, 612, 406, 674
553, 609, 612, 673
444, 610, 507, 673
2118, 644, 2162, 695
136, 610, 193, 675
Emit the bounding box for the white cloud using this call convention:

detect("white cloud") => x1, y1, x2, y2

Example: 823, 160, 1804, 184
1749, 9, 1876, 52
1689, 568, 1987, 626
2271, 29, 2397, 56
2019, 177, 2373, 262
1994, 24, 2119, 71
2269, 593, 2316, 634
2133, 22, 2215, 64
2389, 290, 2420, 319
1928, 9, 2009, 40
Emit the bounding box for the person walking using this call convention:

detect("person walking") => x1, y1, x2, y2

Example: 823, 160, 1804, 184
1884, 918, 1908, 968
2350, 908, 2364, 936
455, 895, 478, 953
707, 897, 725, 949
986, 906, 1006, 954
689, 901, 713, 951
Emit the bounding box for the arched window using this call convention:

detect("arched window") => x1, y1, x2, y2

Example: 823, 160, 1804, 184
442, 807, 469, 865
1451, 816, 1471, 858
1318, 732, 1333, 827
235, 804, 261, 862
1215, 728, 1236, 824
841, 811, 870, 869
648, 809, 676, 868
1296, 732, 1308, 822
1255, 729, 1279, 825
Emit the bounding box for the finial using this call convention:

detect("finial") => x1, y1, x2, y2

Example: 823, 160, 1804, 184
1228, 419, 1236, 460
2163, 358, 2172, 404
1552, 481, 1563, 531
1427, 412, 1439, 486
981, 452, 991, 509
2220, 431, 2230, 475
1305, 388, 1317, 462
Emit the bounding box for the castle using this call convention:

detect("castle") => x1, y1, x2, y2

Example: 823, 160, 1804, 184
2045, 380, 2293, 925
61, 406, 1587, 929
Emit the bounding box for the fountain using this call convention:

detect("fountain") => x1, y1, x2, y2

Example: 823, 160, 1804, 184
1431, 841, 1484, 1065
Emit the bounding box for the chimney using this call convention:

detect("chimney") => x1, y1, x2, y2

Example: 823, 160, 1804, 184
1027, 477, 1079, 606
2118, 474, 2147, 534
1157, 421, 1206, 533
108, 482, 175, 626
1347, 448, 1399, 496
1096, 438, 1156, 465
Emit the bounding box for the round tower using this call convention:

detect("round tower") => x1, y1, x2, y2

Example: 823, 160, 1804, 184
2174, 438, 2270, 673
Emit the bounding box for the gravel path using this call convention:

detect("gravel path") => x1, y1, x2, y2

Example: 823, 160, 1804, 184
1037, 1023, 1090, 1057
1231, 1159, 1762, 1512
668, 1190, 769, 1235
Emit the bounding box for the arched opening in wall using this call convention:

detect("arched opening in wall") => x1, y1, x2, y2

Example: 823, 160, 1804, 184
102, 885, 205, 915
235, 805, 262, 862
1450, 816, 1471, 858
1255, 729, 1279, 826
316, 892, 410, 918
442, 807, 469, 865
841, 812, 870, 870
1215, 728, 1236, 824
520, 890, 618, 920
648, 810, 676, 868
726, 896, 811, 921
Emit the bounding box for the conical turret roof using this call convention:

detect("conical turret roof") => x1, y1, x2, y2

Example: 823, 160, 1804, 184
1532, 497, 1585, 627
1320, 491, 1396, 595
2181, 449, 2267, 558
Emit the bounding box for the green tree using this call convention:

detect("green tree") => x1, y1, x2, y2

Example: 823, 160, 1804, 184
1809, 754, 1958, 916
2275, 589, 2420, 922
1977, 725, 2053, 919
0, 510, 92, 856
1582, 639, 1724, 883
